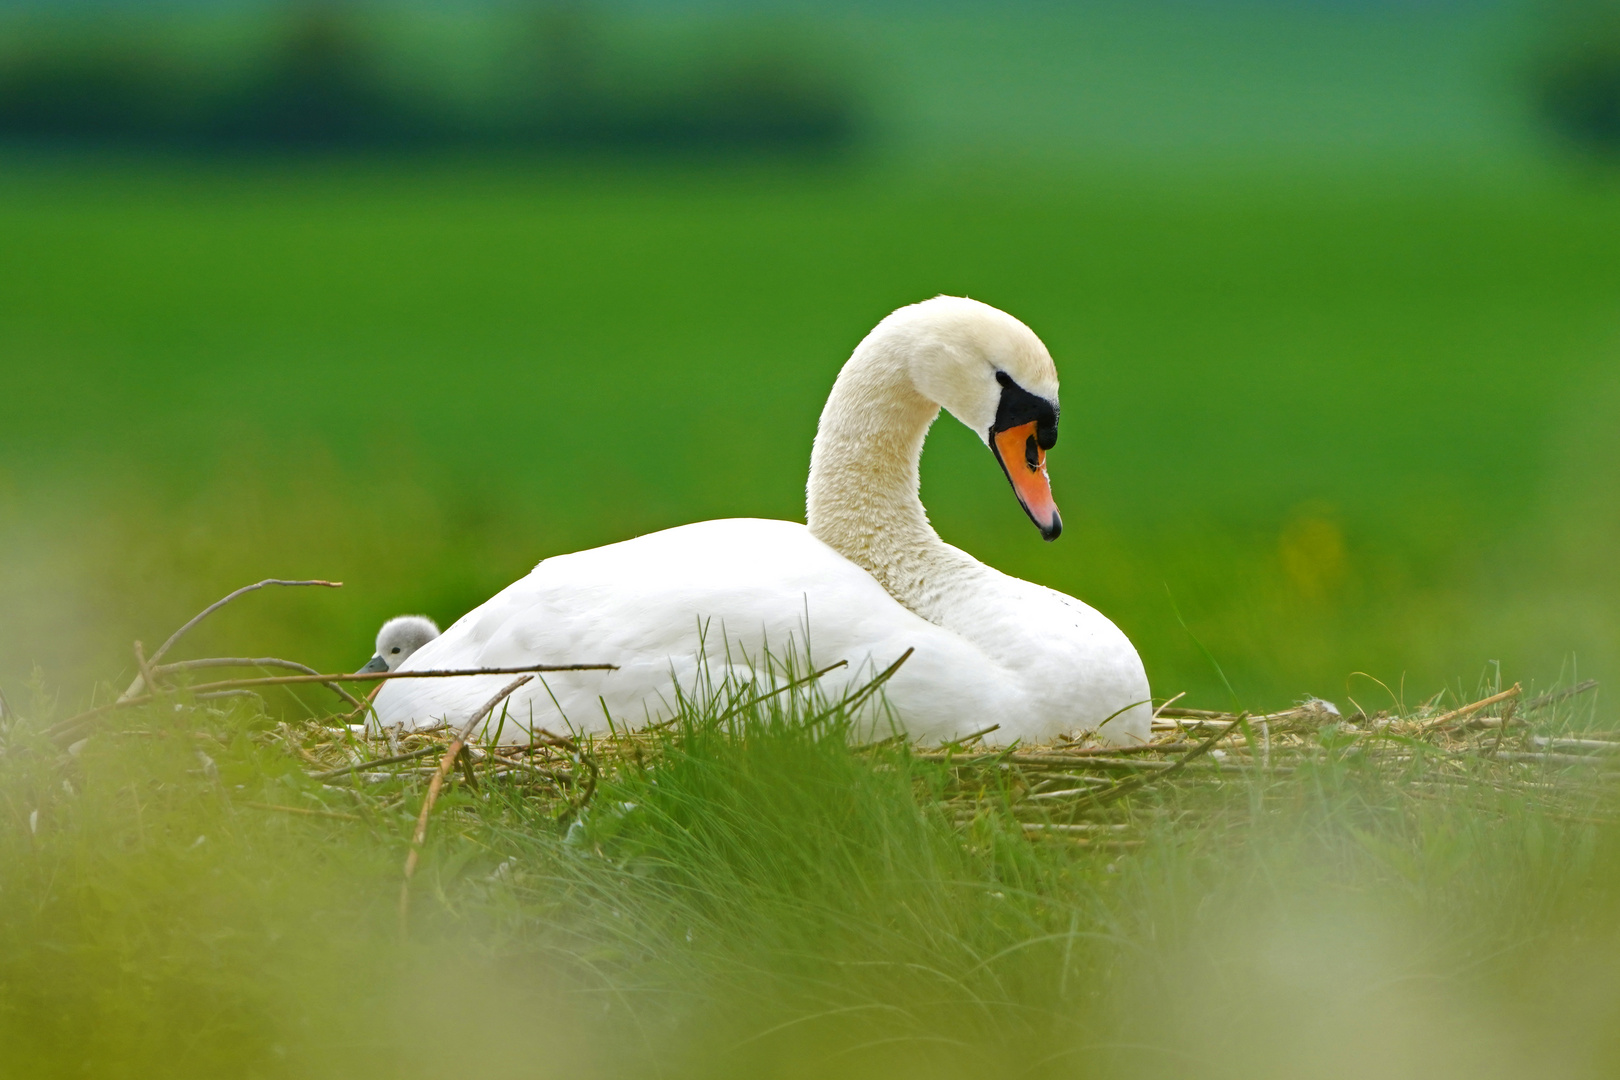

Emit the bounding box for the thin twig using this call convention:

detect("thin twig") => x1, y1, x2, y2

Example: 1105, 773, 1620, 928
118, 579, 342, 703
46, 663, 613, 745
337, 684, 384, 728
179, 664, 615, 692
312, 744, 441, 780
399, 675, 533, 936
156, 657, 364, 707
150, 579, 342, 668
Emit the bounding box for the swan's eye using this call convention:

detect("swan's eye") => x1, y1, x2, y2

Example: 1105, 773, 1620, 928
390, 647, 401, 654
1024, 435, 1040, 471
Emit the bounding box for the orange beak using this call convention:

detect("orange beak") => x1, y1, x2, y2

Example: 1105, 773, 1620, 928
992, 420, 1062, 540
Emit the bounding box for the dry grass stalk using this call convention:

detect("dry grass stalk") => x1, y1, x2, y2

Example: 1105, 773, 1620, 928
1151, 691, 1188, 717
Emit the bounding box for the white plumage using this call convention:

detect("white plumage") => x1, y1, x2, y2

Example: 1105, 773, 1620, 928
375, 296, 1150, 746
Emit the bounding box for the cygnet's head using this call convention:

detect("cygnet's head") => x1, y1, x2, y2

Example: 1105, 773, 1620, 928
358, 615, 441, 674
870, 296, 1063, 539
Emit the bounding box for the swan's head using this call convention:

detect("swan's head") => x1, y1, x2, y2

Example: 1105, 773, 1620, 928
884, 296, 1064, 540
358, 615, 441, 674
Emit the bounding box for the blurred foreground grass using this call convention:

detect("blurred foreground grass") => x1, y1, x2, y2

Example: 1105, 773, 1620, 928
1, 156, 1617, 707
2, 663, 1617, 1078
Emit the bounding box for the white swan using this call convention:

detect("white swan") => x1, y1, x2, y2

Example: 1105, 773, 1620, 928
374, 296, 1150, 746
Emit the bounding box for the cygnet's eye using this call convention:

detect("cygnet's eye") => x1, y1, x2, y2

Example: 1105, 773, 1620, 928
390, 647, 401, 654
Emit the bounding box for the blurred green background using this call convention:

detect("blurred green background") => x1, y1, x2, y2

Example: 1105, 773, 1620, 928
2, 0, 1618, 713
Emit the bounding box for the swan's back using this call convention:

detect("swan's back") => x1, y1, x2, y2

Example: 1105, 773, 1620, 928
372, 518, 1019, 740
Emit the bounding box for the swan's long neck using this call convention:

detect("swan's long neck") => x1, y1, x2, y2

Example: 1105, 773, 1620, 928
806, 338, 977, 622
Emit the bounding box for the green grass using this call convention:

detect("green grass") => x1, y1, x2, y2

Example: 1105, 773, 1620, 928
1, 155, 1617, 708
3, 665, 1617, 1078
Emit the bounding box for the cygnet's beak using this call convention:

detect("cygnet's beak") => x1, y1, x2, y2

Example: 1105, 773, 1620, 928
991, 420, 1062, 541
357, 655, 390, 675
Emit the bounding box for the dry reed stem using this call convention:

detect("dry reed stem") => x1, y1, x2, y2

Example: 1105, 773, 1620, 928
1421, 683, 1522, 732
398, 675, 533, 937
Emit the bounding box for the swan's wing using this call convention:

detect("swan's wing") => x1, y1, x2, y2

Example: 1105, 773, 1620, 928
924, 544, 1151, 745
373, 519, 1020, 742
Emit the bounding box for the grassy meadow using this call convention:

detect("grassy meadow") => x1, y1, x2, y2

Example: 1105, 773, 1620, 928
3, 4, 1620, 1069
1, 155, 1617, 708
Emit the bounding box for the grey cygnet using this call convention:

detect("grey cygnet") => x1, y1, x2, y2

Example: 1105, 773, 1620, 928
358, 615, 441, 674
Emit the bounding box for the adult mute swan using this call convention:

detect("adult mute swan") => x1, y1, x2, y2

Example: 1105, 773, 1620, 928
374, 296, 1150, 746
